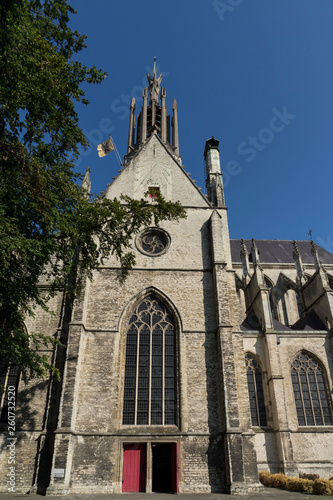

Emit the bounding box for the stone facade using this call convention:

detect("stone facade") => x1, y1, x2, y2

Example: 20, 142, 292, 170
1, 69, 333, 495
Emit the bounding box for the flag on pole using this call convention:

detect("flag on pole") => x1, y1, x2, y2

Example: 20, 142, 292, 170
97, 137, 114, 157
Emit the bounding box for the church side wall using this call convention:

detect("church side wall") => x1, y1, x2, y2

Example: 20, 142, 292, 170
243, 332, 333, 477
0, 292, 64, 493
66, 265, 225, 493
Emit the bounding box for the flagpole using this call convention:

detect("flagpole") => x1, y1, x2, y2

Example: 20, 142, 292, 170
110, 136, 124, 167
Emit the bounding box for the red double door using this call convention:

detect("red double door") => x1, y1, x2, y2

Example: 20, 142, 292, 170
122, 443, 178, 493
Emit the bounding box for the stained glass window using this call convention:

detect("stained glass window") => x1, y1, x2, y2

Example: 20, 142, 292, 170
245, 355, 267, 427
123, 296, 177, 426
291, 352, 332, 426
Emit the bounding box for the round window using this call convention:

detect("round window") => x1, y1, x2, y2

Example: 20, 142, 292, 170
136, 228, 171, 256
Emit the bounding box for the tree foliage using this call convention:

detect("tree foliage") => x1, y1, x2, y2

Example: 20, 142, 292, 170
0, 0, 186, 380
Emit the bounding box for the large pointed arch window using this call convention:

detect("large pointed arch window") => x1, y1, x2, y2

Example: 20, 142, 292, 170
122, 296, 177, 426
291, 351, 332, 426
245, 354, 267, 427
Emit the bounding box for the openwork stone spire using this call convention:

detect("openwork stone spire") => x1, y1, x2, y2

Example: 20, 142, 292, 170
125, 60, 180, 159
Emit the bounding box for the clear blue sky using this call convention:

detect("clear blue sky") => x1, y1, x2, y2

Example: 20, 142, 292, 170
70, 0, 333, 253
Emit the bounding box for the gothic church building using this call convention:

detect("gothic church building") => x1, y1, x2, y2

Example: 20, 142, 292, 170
1, 69, 333, 495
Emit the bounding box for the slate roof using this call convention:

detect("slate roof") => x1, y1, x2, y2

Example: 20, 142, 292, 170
230, 240, 333, 265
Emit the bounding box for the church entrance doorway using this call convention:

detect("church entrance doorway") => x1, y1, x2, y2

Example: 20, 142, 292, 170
152, 443, 178, 493
122, 443, 146, 492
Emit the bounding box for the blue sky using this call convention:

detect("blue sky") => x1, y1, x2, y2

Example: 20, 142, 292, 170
70, 0, 333, 253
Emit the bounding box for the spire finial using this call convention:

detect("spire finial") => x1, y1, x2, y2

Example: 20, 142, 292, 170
240, 239, 251, 281
81, 167, 91, 195
251, 238, 261, 267
147, 62, 162, 103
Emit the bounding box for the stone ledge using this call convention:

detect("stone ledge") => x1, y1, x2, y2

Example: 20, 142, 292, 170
230, 481, 264, 495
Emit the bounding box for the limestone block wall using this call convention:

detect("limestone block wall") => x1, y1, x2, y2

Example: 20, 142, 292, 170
105, 135, 208, 208
70, 436, 119, 493
291, 432, 333, 478
84, 269, 216, 334
98, 209, 213, 271
254, 432, 280, 472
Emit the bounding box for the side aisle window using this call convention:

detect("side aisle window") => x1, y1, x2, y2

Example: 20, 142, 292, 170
291, 351, 332, 426
245, 354, 267, 427
0, 364, 20, 423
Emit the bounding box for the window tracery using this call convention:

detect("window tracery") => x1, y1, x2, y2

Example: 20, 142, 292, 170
291, 351, 332, 426
245, 355, 267, 427
122, 296, 177, 426
136, 228, 170, 256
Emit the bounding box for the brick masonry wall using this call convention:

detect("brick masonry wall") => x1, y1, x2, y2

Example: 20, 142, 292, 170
181, 435, 225, 493
0, 432, 40, 493
0, 291, 63, 493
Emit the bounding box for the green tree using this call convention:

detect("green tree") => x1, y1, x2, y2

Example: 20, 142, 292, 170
0, 0, 185, 380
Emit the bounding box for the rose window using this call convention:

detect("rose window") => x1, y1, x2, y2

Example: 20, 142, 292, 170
136, 228, 170, 256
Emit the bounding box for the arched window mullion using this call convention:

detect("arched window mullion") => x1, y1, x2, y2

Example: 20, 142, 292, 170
297, 369, 306, 426
253, 370, 260, 426
305, 368, 315, 425
162, 328, 165, 425
148, 311, 152, 425
122, 296, 177, 426
134, 328, 139, 425
314, 368, 324, 425
291, 352, 332, 427
245, 355, 267, 427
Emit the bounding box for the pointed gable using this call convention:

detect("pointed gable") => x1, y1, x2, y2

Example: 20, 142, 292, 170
105, 134, 209, 207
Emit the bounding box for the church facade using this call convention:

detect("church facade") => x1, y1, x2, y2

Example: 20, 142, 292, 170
1, 69, 333, 495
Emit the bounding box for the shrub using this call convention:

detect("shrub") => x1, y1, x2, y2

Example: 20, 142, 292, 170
312, 479, 332, 495
271, 473, 288, 489
259, 471, 315, 494
259, 471, 273, 487
288, 478, 313, 492
299, 472, 320, 481
260, 471, 333, 495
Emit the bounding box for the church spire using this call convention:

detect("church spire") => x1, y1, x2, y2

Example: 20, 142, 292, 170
124, 61, 180, 161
